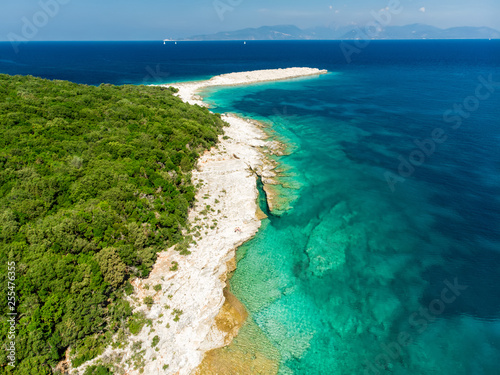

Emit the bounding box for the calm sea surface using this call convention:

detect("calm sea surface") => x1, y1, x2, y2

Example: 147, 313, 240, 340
1, 40, 499, 374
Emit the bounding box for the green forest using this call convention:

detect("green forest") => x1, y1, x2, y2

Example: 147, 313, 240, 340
0, 74, 225, 374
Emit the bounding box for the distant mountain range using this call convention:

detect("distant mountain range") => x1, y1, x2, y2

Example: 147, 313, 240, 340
180, 24, 500, 41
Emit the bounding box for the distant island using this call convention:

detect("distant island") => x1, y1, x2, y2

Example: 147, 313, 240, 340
177, 24, 500, 41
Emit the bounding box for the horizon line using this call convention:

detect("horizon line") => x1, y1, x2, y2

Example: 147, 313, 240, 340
0, 38, 499, 43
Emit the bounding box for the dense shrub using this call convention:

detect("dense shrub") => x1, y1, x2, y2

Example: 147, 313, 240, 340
0, 74, 224, 373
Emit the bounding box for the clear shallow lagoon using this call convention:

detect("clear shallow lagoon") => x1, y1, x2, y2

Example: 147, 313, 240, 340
201, 66, 500, 374
1, 40, 499, 374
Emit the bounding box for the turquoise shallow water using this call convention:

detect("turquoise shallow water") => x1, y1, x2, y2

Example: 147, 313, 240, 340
201, 65, 500, 374
1, 40, 498, 374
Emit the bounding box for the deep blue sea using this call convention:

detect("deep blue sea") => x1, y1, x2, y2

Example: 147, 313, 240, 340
1, 40, 499, 374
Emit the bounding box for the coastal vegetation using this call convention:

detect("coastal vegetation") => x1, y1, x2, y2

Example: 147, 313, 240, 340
0, 73, 225, 374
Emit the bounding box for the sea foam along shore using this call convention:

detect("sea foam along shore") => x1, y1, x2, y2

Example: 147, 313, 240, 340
72, 68, 327, 375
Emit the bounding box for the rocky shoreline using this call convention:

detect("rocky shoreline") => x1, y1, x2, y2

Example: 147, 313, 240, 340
73, 68, 327, 375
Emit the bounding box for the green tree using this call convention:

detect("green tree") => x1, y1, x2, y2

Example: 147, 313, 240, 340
83, 365, 112, 375
0, 73, 224, 372
95, 248, 127, 289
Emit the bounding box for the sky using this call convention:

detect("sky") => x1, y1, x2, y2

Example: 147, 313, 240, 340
0, 0, 499, 41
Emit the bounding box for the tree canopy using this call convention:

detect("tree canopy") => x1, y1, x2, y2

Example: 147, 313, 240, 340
0, 74, 224, 373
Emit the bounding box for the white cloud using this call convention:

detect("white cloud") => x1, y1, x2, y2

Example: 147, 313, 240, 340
419, 7, 426, 13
